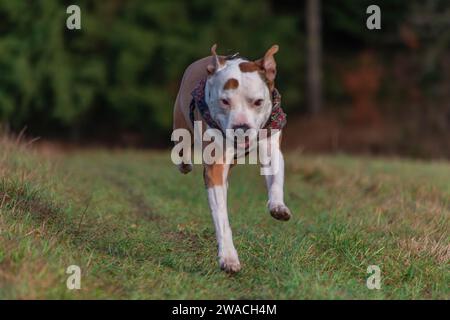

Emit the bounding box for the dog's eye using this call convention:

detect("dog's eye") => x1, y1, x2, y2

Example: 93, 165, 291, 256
253, 99, 264, 107
220, 99, 230, 107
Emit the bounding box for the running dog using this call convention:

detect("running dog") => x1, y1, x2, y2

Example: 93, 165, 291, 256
172, 45, 291, 273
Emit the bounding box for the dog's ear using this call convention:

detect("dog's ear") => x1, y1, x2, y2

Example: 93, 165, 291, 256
207, 44, 225, 75
255, 45, 279, 89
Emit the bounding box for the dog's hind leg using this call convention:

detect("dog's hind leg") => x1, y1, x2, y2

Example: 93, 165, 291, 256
173, 97, 193, 174
204, 163, 241, 273
260, 132, 291, 221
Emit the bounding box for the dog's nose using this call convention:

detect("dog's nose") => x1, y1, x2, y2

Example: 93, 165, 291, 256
232, 124, 251, 132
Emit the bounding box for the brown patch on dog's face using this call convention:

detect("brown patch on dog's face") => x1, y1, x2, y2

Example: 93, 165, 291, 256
223, 78, 239, 90
239, 61, 262, 73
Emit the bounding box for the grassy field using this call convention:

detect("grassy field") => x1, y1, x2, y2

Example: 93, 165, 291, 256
0, 137, 449, 299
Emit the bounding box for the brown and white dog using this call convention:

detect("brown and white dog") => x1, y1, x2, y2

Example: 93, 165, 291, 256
172, 44, 291, 273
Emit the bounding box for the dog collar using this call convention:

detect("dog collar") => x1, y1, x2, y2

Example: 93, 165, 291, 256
189, 78, 287, 136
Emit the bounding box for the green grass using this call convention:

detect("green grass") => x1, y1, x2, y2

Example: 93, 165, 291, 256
0, 137, 449, 299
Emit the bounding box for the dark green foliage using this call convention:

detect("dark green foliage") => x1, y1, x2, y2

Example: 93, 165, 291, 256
0, 0, 445, 142
0, 0, 302, 141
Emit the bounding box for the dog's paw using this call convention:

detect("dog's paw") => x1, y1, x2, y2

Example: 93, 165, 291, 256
219, 253, 241, 273
177, 163, 193, 174
268, 203, 292, 221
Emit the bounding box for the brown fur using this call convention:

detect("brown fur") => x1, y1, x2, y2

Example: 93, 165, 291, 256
239, 61, 262, 73
223, 78, 239, 90
173, 55, 224, 134
203, 163, 224, 187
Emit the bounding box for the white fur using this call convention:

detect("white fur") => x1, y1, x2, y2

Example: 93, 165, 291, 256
206, 165, 241, 272
259, 132, 291, 220
260, 133, 287, 210
205, 59, 272, 134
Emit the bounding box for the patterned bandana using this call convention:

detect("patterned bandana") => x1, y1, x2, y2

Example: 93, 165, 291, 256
189, 78, 287, 137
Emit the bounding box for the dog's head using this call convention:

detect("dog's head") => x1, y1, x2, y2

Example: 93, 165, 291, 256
204, 44, 279, 139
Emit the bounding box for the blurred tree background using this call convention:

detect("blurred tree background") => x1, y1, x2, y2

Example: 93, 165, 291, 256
0, 0, 449, 156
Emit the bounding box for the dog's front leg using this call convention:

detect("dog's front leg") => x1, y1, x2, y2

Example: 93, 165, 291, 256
203, 163, 240, 273
260, 133, 291, 221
